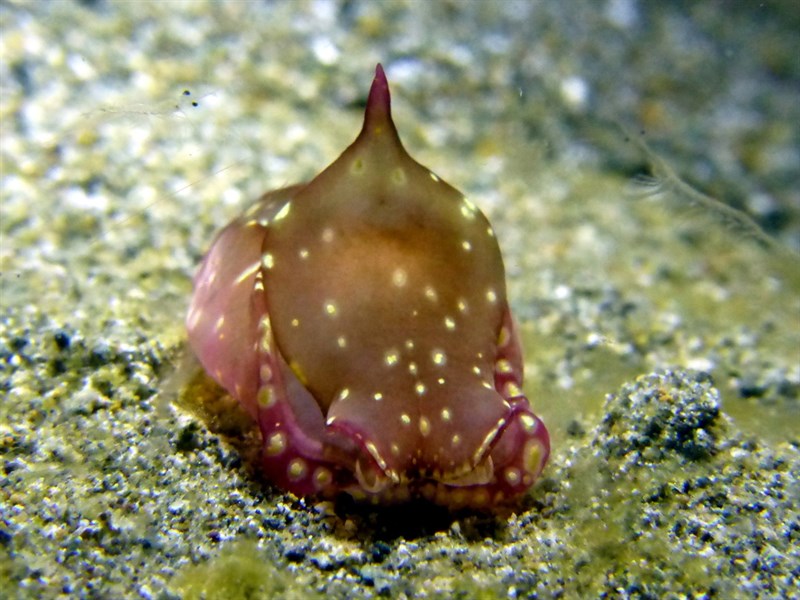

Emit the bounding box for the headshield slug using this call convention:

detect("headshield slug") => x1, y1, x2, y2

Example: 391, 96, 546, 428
186, 65, 550, 508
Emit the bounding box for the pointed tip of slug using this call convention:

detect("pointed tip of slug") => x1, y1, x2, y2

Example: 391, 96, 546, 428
362, 63, 396, 138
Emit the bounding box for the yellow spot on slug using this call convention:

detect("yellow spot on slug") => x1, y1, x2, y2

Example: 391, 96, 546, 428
351, 157, 364, 174
441, 408, 452, 422
287, 458, 307, 480
392, 268, 408, 287
259, 315, 271, 332
289, 360, 307, 385
424, 286, 438, 302
265, 431, 286, 456
373, 392, 383, 401
419, 416, 431, 436
400, 413, 411, 426
258, 386, 277, 408
498, 325, 510, 347
431, 350, 446, 366
520, 413, 536, 433
391, 167, 407, 185
299, 248, 309, 259
523, 439, 544, 476
274, 201, 292, 222
314, 467, 333, 488
384, 350, 399, 367
444, 316, 456, 331
324, 301, 338, 317
486, 288, 498, 304
496, 358, 513, 373
261, 253, 275, 270
472, 489, 489, 506
415, 382, 426, 396
504, 467, 521, 486
462, 240, 472, 252
322, 227, 334, 243
337, 335, 347, 348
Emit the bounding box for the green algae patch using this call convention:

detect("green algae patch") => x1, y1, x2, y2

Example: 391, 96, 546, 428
172, 540, 319, 600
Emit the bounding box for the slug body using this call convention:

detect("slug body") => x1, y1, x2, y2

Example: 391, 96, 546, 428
187, 65, 549, 508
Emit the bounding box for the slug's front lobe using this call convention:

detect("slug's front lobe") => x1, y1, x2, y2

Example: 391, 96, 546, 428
187, 65, 549, 507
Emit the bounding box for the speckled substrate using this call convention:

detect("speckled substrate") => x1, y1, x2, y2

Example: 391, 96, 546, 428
1, 2, 798, 599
